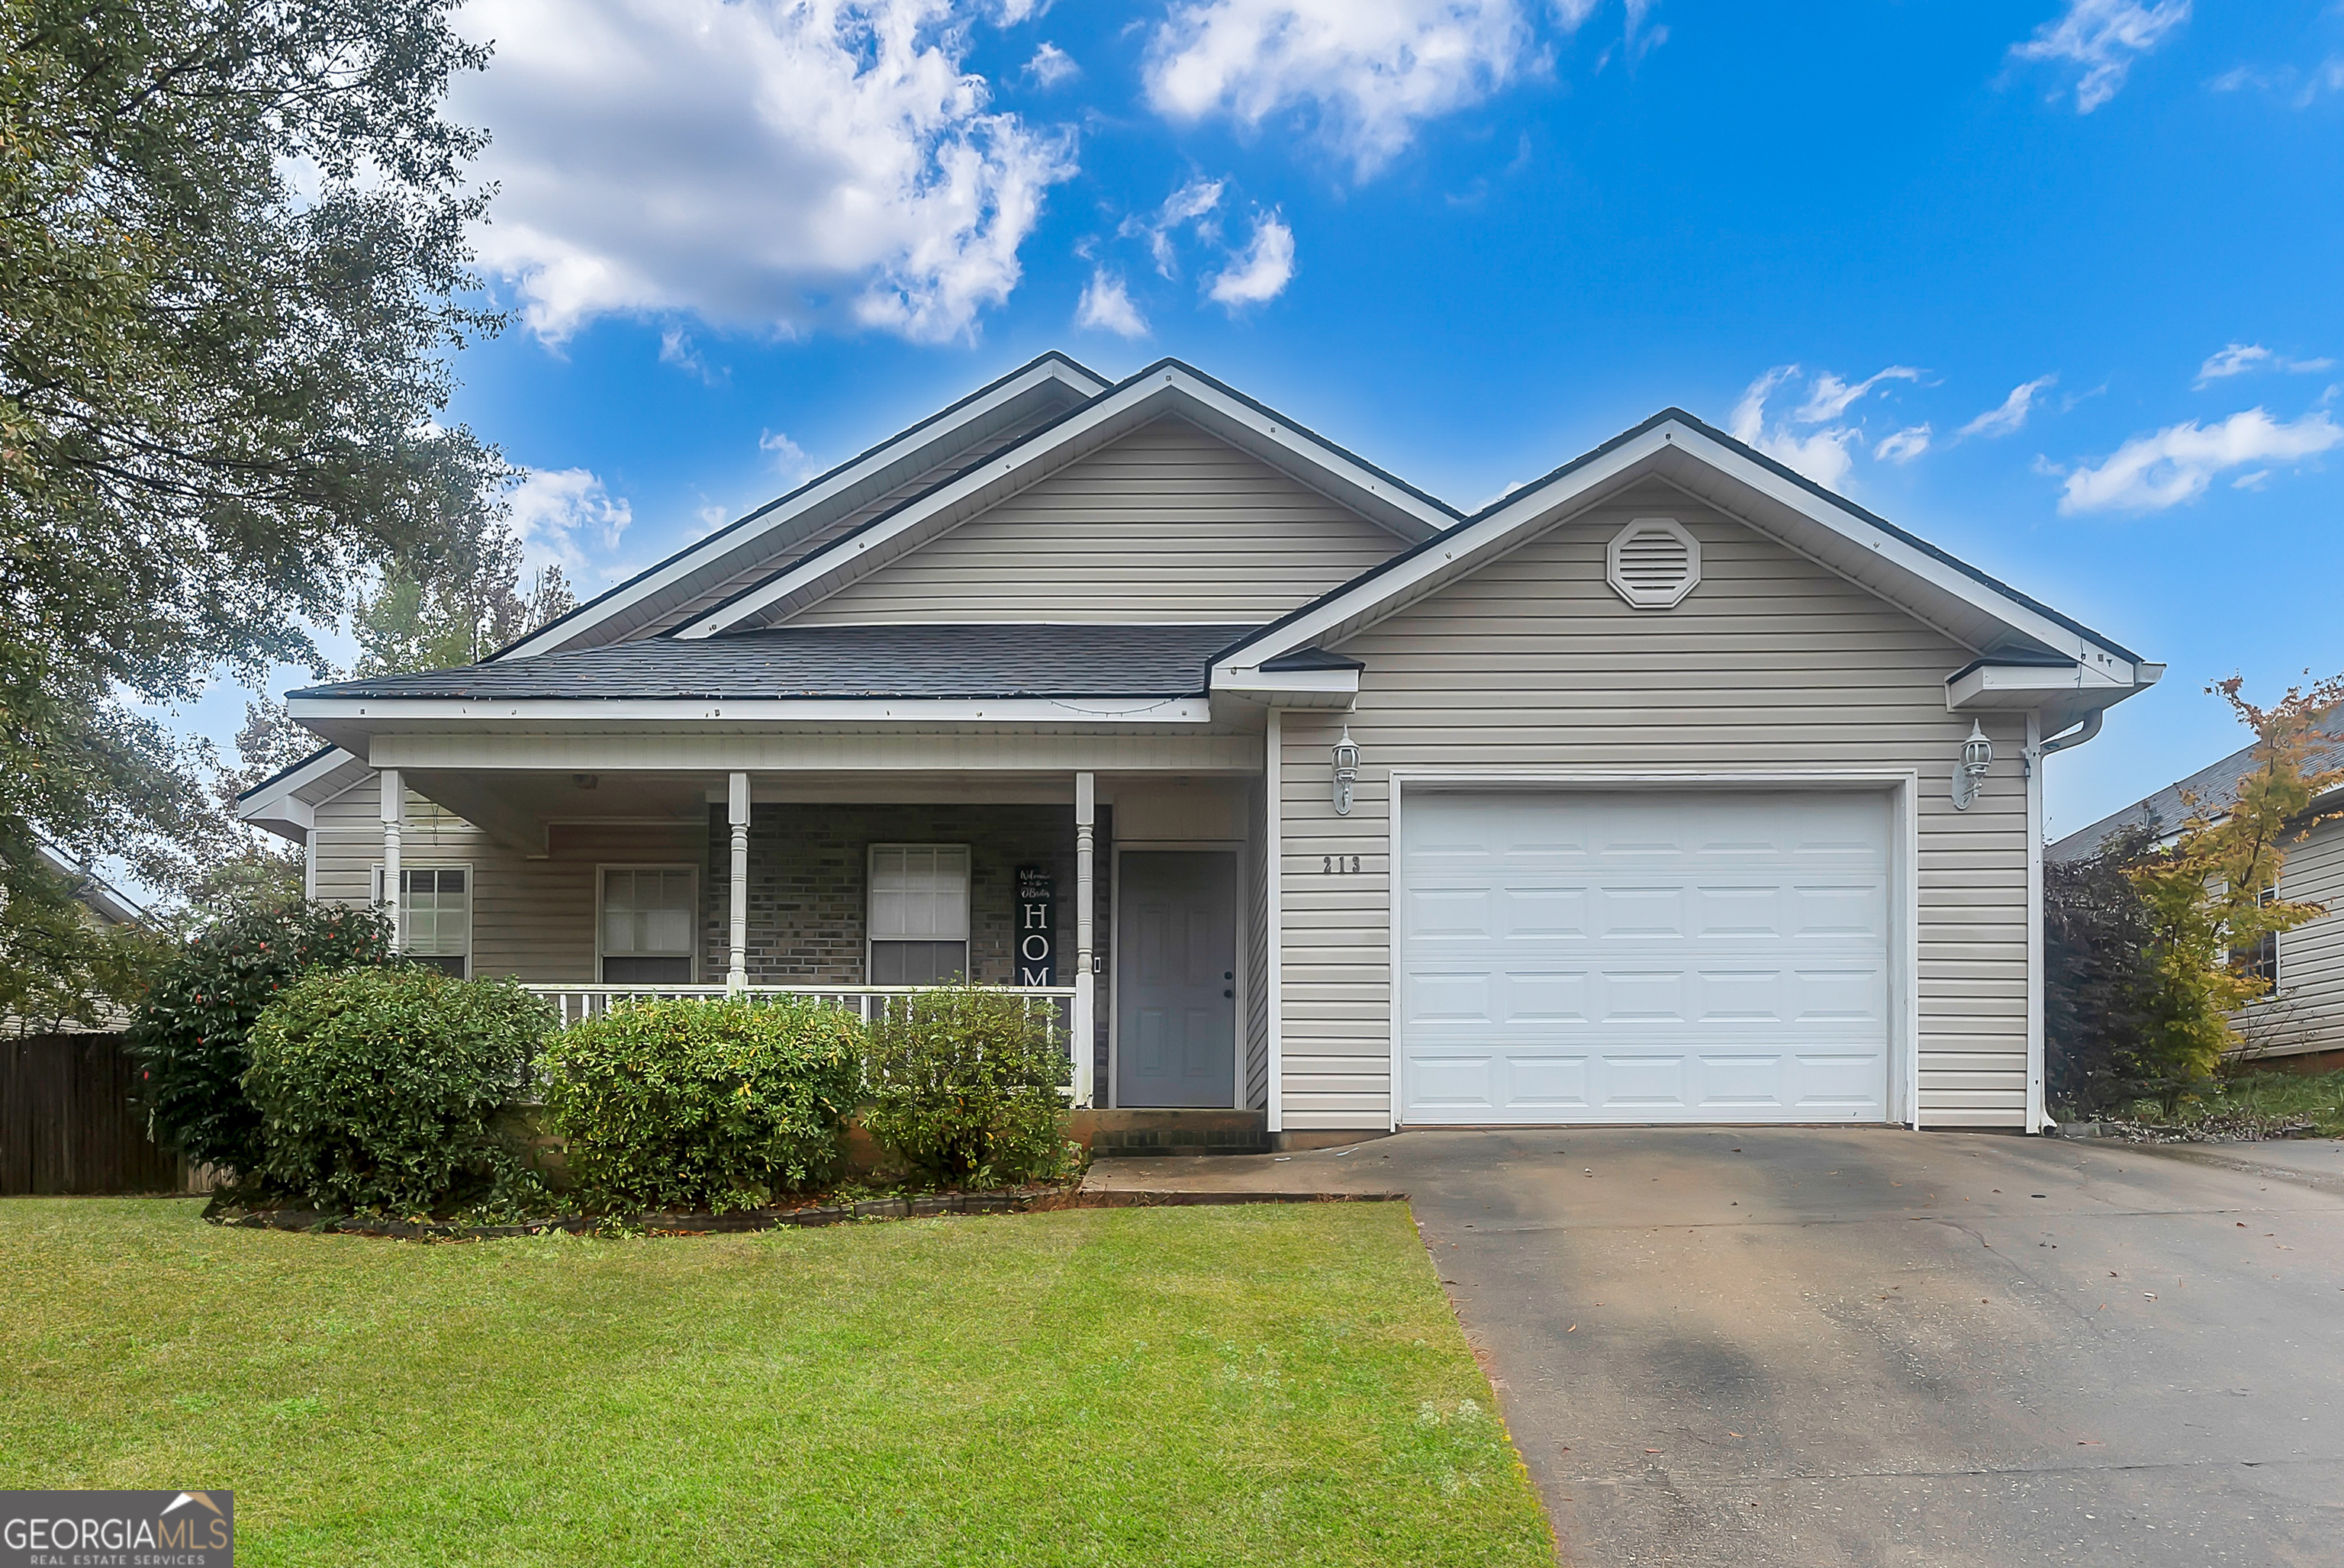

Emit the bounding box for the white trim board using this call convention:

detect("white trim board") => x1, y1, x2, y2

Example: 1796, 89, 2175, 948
1381, 770, 1922, 1131
289, 696, 1217, 728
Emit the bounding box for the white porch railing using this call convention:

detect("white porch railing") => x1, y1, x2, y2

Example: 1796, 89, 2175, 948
523, 983, 1090, 1102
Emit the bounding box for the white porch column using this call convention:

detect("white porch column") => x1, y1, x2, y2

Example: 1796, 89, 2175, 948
1074, 771, 1096, 1109
379, 767, 404, 952
1264, 709, 1283, 1134
727, 771, 751, 992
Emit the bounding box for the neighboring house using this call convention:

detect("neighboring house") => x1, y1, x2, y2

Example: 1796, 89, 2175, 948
2049, 716, 2344, 1067
5, 843, 152, 1036
238, 353, 2161, 1139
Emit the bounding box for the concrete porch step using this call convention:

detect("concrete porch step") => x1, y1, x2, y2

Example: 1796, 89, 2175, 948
1074, 1109, 1271, 1158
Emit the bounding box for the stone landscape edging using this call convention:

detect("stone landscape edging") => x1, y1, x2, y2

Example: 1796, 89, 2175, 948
203, 1185, 1401, 1241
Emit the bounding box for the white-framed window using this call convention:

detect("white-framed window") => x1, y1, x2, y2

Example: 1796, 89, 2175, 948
868, 844, 970, 985
2233, 884, 2281, 997
372, 863, 472, 978
600, 865, 697, 984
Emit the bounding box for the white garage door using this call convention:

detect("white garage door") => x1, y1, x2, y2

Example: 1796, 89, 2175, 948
1398, 790, 1892, 1125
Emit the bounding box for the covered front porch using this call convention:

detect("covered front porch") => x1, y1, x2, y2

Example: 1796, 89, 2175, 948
340, 761, 1265, 1114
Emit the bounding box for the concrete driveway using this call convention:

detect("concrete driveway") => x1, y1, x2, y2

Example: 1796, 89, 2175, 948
1092, 1128, 2344, 1566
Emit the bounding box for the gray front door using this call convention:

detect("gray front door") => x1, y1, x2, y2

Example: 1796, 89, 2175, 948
1116, 851, 1238, 1108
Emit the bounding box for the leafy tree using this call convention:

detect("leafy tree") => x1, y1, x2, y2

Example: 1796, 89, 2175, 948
2123, 677, 2344, 1095
352, 535, 575, 676
0, 846, 167, 1035
0, 0, 505, 1015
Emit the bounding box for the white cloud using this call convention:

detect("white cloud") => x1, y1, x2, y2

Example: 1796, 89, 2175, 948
2056, 407, 2342, 513
1728, 363, 1919, 492
658, 327, 722, 384
1122, 177, 1225, 277
2194, 342, 2336, 387
1076, 269, 1149, 337
1023, 41, 1080, 87
507, 467, 633, 578
1144, 0, 1579, 176
453, 0, 1077, 343
1796, 365, 1922, 423
1875, 424, 1932, 463
1206, 211, 1296, 307
758, 429, 815, 481
1958, 374, 2056, 439
2011, 0, 2191, 114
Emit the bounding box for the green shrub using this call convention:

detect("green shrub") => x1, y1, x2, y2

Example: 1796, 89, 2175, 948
538, 996, 865, 1212
128, 900, 394, 1175
243, 968, 552, 1213
862, 984, 1080, 1187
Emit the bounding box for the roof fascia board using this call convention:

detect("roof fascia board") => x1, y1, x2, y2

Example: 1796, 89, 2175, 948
231, 746, 372, 842
1215, 416, 2146, 684
1215, 666, 1360, 707
497, 355, 1108, 661
286, 696, 1216, 727
674, 366, 1458, 640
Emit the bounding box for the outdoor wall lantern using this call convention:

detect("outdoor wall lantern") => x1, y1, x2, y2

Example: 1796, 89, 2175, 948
1331, 725, 1360, 816
1950, 721, 1993, 811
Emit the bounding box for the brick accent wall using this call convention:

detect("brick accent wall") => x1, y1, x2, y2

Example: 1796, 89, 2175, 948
702, 803, 1112, 1084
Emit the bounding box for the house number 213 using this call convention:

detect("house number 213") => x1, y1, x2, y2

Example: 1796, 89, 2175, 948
1322, 855, 1364, 874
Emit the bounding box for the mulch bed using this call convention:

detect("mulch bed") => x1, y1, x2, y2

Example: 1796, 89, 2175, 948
203, 1184, 1399, 1241
2057, 1114, 2322, 1145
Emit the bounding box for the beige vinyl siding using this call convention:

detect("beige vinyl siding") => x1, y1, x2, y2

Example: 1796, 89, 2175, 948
1273, 481, 2032, 1130
787, 417, 1409, 625
636, 402, 1073, 639
1244, 778, 1271, 1111
309, 780, 705, 982
2235, 816, 2344, 1059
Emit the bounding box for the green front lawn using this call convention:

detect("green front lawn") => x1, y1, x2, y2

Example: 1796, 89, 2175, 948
2, 1199, 1552, 1566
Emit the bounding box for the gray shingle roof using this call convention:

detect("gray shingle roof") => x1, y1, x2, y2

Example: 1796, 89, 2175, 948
292, 623, 1259, 702
2047, 712, 2344, 863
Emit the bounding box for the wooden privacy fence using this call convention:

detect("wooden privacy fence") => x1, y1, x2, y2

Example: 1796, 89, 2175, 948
1, 1032, 186, 1195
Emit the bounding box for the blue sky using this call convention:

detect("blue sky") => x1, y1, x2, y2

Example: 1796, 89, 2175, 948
206, 0, 2344, 841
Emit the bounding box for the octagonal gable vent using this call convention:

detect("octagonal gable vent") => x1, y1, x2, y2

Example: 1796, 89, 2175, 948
1605, 517, 1700, 609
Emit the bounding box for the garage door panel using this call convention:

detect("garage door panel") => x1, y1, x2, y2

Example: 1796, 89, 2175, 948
1401, 790, 1891, 1125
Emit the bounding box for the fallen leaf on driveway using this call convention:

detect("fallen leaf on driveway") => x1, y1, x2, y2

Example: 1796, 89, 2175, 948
1566, 1325, 1576, 1333
1645, 1449, 1662, 1454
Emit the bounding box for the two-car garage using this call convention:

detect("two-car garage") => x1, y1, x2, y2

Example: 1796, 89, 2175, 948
1396, 788, 1898, 1125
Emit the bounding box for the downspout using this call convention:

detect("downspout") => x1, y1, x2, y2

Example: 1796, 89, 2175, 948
2026, 707, 2102, 772
2021, 707, 2104, 1134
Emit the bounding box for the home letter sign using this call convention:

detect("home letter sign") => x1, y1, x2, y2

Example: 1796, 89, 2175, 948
1015, 865, 1055, 986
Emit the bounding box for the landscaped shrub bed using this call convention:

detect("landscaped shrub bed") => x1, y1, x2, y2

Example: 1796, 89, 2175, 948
537, 994, 865, 1212
864, 983, 1081, 1188
243, 968, 552, 1213
128, 900, 396, 1177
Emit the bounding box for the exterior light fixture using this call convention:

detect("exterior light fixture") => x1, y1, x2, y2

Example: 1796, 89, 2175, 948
1950, 721, 1993, 811
1331, 725, 1360, 816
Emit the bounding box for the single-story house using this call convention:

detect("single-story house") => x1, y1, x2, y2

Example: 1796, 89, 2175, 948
2049, 715, 2344, 1068
238, 353, 2160, 1141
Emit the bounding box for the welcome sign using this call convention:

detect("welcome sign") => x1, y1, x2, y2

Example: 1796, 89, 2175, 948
2, 1491, 233, 1566
1015, 865, 1055, 986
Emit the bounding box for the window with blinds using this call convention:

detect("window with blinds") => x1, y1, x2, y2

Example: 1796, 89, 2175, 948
398, 866, 469, 978
601, 867, 697, 984
868, 845, 970, 985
